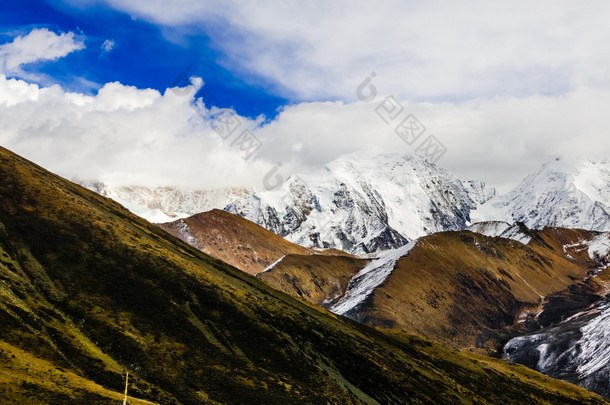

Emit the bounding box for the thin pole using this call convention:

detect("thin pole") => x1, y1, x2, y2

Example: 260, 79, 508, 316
122, 372, 129, 405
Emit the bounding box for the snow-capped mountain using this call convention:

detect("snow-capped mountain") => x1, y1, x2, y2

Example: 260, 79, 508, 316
473, 158, 610, 231
82, 154, 610, 255
226, 153, 493, 254
81, 182, 254, 223
463, 180, 497, 205
226, 155, 610, 255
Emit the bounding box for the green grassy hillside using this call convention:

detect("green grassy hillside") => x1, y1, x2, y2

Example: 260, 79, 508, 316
0, 146, 606, 404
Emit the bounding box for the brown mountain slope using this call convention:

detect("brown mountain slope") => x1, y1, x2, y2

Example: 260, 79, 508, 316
2, 147, 607, 403
362, 230, 598, 347
257, 254, 369, 307
349, 228, 608, 349
158, 209, 355, 275
158, 210, 370, 306
261, 226, 607, 352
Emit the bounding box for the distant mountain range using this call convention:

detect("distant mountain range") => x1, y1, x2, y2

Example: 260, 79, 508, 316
81, 182, 254, 223
79, 151, 610, 400
85, 154, 610, 255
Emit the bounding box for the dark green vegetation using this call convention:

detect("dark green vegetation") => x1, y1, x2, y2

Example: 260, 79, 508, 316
0, 146, 607, 404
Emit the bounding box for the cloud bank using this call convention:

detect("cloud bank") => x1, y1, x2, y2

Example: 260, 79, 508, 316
3, 5, 610, 194
3, 68, 610, 193
0, 73, 272, 189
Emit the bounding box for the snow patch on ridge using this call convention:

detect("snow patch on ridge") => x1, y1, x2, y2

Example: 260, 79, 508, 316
330, 240, 416, 316
467, 221, 511, 237
499, 224, 532, 245
587, 234, 610, 261
258, 255, 286, 274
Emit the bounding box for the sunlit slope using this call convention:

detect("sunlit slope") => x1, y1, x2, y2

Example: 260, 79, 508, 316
158, 209, 357, 275
158, 209, 314, 274
359, 229, 601, 347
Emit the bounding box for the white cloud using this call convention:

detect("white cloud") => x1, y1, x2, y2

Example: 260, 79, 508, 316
3, 71, 609, 193
0, 28, 85, 77
0, 74, 271, 189
2, 7, 610, 193
252, 86, 610, 192
100, 39, 116, 54
78, 0, 610, 192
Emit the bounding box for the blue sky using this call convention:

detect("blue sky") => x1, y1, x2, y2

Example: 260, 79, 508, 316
1, 1, 610, 191
0, 0, 287, 119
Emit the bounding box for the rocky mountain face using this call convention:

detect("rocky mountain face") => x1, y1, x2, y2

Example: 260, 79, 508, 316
473, 158, 610, 231
4, 146, 608, 404
226, 153, 491, 254
229, 156, 610, 255
81, 182, 254, 223
504, 232, 610, 399
505, 298, 610, 399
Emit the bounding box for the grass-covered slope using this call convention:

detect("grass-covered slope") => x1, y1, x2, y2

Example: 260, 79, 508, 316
158, 209, 313, 274
0, 146, 607, 404
355, 229, 604, 349
257, 254, 369, 307
158, 209, 358, 275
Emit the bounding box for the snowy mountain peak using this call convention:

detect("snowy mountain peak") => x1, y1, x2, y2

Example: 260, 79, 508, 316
80, 182, 254, 223
473, 158, 610, 232
463, 180, 497, 205
227, 153, 483, 254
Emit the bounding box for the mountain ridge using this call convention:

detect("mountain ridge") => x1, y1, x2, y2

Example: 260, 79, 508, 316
84, 154, 610, 256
